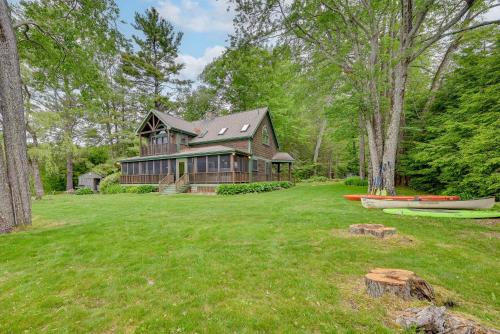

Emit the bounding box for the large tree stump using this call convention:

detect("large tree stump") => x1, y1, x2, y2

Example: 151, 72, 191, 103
349, 224, 397, 238
365, 268, 435, 301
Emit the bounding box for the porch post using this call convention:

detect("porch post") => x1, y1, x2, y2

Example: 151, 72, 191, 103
231, 153, 235, 183
139, 135, 143, 155
248, 157, 252, 183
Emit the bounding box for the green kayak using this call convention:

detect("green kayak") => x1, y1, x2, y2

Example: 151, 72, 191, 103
383, 208, 500, 219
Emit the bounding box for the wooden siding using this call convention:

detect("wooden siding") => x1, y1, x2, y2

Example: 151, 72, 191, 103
192, 139, 249, 152
251, 114, 278, 159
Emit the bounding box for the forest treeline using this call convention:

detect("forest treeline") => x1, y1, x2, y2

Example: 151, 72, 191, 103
7, 0, 500, 200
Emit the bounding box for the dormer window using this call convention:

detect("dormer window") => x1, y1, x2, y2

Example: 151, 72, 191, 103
218, 128, 228, 135
241, 124, 250, 132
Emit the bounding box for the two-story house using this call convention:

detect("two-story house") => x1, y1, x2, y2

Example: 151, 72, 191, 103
120, 107, 294, 193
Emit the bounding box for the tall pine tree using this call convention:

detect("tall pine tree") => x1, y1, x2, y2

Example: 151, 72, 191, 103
122, 7, 185, 112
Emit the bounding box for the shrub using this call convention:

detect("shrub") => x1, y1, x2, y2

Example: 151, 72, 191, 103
99, 172, 121, 193
344, 176, 368, 186
301, 176, 329, 183
135, 185, 158, 193
74, 187, 94, 195
101, 184, 127, 194
216, 181, 293, 195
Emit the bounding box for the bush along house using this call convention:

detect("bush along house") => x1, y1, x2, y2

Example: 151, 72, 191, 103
120, 107, 294, 193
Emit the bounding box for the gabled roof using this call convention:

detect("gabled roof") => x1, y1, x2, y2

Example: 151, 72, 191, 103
135, 108, 278, 146
135, 110, 197, 136
78, 172, 103, 179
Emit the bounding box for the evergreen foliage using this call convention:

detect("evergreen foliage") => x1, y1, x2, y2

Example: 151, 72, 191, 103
401, 36, 500, 199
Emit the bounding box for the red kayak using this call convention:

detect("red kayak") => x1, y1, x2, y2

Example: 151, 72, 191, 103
343, 194, 460, 201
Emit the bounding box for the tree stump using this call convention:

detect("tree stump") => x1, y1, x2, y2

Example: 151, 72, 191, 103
349, 224, 397, 238
396, 306, 500, 334
365, 268, 435, 301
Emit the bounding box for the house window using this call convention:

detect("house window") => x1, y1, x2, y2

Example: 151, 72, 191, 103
220, 155, 231, 172
266, 162, 271, 177
208, 156, 218, 172
197, 157, 206, 172
218, 128, 227, 135
241, 124, 250, 132
262, 126, 270, 145
252, 159, 258, 172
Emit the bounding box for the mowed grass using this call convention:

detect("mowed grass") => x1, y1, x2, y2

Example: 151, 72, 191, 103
0, 183, 498, 333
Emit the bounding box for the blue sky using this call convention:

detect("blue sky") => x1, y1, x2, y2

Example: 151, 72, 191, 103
117, 0, 234, 82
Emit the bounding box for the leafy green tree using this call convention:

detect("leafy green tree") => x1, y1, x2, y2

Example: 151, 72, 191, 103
401, 33, 500, 198
18, 0, 123, 191
122, 7, 185, 111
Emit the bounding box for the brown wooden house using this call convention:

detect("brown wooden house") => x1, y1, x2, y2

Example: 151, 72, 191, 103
120, 107, 294, 193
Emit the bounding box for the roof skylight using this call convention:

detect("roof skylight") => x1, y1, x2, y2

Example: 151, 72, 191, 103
241, 124, 250, 132
218, 128, 228, 135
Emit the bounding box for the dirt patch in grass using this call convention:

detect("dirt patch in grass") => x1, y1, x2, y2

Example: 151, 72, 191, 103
474, 219, 500, 227
331, 228, 419, 248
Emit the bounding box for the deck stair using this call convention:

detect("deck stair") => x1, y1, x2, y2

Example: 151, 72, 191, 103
160, 174, 190, 195
161, 183, 189, 195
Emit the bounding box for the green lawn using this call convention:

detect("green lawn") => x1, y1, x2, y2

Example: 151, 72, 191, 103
0, 183, 498, 333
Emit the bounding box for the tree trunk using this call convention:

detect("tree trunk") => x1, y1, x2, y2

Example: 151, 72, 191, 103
0, 142, 15, 233
381, 60, 410, 195
313, 118, 327, 174
358, 113, 366, 179
0, 0, 32, 227
30, 158, 44, 200
66, 151, 74, 192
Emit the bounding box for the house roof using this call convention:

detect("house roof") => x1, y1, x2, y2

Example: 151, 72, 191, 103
154, 111, 198, 135
189, 107, 269, 144
272, 152, 295, 162
120, 145, 250, 162
137, 107, 276, 145
78, 172, 103, 179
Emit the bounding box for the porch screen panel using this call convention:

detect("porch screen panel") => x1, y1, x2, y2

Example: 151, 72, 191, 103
121, 163, 127, 175
197, 157, 206, 172
161, 160, 169, 174
187, 158, 194, 173
241, 156, 249, 172
220, 155, 230, 172
171, 159, 176, 175
208, 156, 218, 172
154, 160, 161, 174
147, 161, 154, 175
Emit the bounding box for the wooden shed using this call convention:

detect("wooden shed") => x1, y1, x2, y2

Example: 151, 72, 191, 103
78, 172, 103, 192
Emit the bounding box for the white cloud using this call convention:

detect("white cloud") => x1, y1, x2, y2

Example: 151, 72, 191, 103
177, 45, 226, 81
158, 0, 234, 33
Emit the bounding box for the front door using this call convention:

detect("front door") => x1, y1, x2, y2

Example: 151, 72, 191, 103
176, 158, 187, 180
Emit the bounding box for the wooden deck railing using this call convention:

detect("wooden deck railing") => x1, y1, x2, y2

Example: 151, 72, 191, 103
175, 173, 190, 192
188, 172, 250, 184
158, 174, 175, 192
140, 143, 187, 156
120, 174, 167, 184
121, 172, 291, 185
